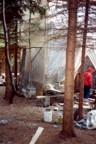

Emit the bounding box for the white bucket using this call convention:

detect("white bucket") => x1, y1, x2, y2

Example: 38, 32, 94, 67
43, 109, 52, 122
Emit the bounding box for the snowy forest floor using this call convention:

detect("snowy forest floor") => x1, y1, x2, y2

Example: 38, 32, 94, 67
0, 86, 96, 144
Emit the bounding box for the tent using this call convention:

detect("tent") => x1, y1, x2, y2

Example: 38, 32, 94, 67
18, 0, 96, 94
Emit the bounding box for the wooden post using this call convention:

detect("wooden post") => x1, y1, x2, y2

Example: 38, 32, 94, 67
36, 83, 43, 96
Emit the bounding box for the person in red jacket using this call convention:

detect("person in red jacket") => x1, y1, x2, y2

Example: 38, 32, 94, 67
84, 67, 94, 99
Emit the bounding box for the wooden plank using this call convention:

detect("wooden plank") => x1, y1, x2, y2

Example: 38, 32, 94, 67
36, 95, 64, 106
29, 127, 44, 144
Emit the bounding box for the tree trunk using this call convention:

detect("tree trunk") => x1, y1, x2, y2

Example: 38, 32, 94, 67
28, 4, 32, 87
60, 0, 78, 137
14, 19, 18, 90
19, 48, 26, 93
78, 0, 89, 120
2, 0, 15, 104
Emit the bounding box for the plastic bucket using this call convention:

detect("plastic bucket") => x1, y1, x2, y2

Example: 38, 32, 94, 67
43, 109, 52, 122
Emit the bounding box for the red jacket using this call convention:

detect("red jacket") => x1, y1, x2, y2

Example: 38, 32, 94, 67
84, 68, 93, 86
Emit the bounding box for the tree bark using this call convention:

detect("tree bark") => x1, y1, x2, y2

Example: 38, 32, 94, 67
14, 19, 18, 90
2, 0, 15, 104
60, 0, 78, 137
78, 0, 89, 120
19, 48, 26, 93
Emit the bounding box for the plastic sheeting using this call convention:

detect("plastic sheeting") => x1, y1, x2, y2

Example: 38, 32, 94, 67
19, 1, 96, 92
87, 49, 96, 69
45, 38, 66, 83
20, 47, 45, 87
74, 110, 96, 130
86, 110, 96, 129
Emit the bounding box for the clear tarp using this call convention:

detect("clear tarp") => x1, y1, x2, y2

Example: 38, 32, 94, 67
19, 0, 96, 93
